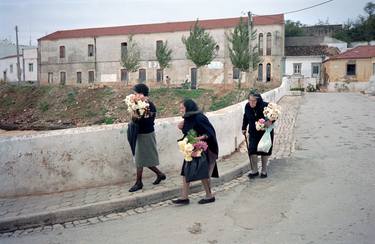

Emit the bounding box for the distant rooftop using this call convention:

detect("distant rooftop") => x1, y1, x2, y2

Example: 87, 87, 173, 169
328, 45, 375, 60
39, 14, 284, 41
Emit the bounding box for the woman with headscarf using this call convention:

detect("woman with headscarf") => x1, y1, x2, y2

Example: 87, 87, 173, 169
173, 99, 219, 205
242, 91, 274, 179
128, 84, 166, 192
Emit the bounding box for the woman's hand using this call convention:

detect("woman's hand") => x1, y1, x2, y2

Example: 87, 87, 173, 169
264, 120, 273, 127
177, 120, 184, 130
196, 135, 208, 141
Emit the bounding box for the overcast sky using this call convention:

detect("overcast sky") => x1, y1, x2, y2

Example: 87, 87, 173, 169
0, 0, 370, 45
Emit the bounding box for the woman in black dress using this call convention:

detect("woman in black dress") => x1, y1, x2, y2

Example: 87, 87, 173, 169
173, 99, 219, 205
242, 91, 274, 178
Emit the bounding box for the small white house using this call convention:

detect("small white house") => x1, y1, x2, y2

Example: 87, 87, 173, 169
284, 46, 339, 87
0, 47, 37, 83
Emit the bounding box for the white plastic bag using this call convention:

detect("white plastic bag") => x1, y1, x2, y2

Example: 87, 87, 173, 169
257, 125, 274, 153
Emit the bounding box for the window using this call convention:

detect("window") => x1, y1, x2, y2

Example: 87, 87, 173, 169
48, 72, 53, 84
293, 63, 302, 74
346, 64, 356, 76
121, 42, 128, 57
156, 40, 163, 52
60, 72, 66, 85
139, 69, 146, 83
10, 64, 13, 73
266, 33, 272, 55
156, 69, 163, 82
59, 46, 65, 58
88, 44, 94, 57
77, 72, 82, 84
266, 63, 271, 82
373, 63, 375, 75
28, 63, 33, 72
88, 71, 95, 83
120, 69, 128, 82
258, 63, 263, 81
258, 34, 263, 56
233, 67, 240, 79
311, 63, 320, 78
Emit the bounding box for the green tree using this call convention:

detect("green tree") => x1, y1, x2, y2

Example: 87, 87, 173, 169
120, 35, 140, 85
227, 17, 261, 88
156, 41, 172, 86
334, 2, 375, 43
182, 20, 217, 89
285, 20, 305, 37
364, 2, 375, 17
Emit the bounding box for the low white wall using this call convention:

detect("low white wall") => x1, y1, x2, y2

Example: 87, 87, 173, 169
0, 79, 291, 197
327, 81, 370, 92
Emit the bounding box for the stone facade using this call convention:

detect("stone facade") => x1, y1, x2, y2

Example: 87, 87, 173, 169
38, 15, 285, 86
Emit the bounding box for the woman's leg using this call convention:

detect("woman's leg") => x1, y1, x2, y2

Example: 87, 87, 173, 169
129, 167, 144, 192
181, 176, 190, 199
250, 155, 259, 173
148, 166, 166, 185
201, 178, 213, 199
172, 176, 190, 204
260, 155, 269, 177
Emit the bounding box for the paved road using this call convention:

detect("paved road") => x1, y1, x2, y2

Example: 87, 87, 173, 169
1, 93, 375, 244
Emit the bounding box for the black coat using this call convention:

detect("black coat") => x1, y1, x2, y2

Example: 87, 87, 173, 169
181, 112, 219, 178
242, 99, 274, 156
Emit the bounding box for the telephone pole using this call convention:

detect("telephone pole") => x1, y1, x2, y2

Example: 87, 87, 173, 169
247, 11, 253, 85
15, 25, 21, 84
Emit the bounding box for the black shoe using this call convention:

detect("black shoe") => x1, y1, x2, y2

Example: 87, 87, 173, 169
153, 174, 166, 185
260, 173, 268, 178
247, 172, 259, 179
128, 182, 143, 192
172, 198, 190, 205
198, 197, 216, 204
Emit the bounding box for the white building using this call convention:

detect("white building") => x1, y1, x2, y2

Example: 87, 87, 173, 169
0, 47, 38, 83
284, 46, 339, 87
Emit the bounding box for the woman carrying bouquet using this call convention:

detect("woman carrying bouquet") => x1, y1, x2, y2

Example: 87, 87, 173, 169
128, 84, 166, 192
242, 91, 274, 179
173, 99, 219, 205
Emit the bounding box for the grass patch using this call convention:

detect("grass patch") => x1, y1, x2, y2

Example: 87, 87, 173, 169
38, 101, 49, 112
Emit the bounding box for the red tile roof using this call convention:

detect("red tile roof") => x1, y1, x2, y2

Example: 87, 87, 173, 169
39, 14, 284, 41
328, 45, 375, 60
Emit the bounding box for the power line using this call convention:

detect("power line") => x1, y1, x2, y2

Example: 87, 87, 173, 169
251, 0, 334, 17
283, 0, 334, 15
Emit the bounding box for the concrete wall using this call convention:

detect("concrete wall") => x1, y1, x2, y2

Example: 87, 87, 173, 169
0, 79, 291, 197
38, 23, 284, 86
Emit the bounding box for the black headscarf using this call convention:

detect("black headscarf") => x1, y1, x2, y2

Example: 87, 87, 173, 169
181, 99, 218, 155
133, 84, 149, 96
182, 98, 201, 118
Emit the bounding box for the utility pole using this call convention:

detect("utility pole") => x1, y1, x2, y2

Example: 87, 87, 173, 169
247, 11, 253, 86
15, 25, 21, 84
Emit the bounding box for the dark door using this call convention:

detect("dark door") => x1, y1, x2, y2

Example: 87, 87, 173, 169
191, 68, 197, 89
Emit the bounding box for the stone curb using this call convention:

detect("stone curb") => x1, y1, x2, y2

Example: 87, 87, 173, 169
0, 160, 251, 233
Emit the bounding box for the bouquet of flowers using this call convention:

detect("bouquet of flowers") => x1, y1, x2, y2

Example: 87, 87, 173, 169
254, 103, 281, 131
263, 102, 281, 121
178, 129, 208, 162
255, 118, 266, 131
124, 94, 150, 118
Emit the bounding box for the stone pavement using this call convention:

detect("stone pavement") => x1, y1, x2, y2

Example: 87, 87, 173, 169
0, 95, 301, 235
